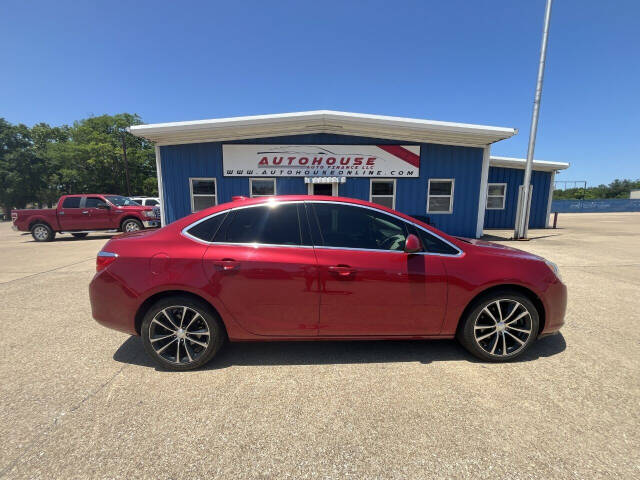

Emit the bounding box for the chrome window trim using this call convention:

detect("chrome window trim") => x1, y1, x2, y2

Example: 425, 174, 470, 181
180, 199, 464, 257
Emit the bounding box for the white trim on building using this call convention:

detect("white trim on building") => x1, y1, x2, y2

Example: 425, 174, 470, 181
129, 110, 517, 147
490, 155, 569, 172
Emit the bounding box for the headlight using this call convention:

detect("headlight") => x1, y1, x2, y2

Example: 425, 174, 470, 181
143, 210, 155, 218
544, 259, 562, 281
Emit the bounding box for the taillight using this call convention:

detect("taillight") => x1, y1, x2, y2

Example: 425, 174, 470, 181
11, 212, 18, 222
96, 251, 118, 272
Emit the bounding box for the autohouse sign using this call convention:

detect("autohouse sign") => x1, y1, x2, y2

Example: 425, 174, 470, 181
222, 145, 420, 177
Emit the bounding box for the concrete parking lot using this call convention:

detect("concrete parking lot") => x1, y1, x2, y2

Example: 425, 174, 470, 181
0, 213, 638, 479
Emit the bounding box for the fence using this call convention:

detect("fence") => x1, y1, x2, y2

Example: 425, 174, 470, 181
551, 199, 640, 213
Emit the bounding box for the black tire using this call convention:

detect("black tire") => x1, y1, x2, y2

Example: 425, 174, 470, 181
121, 218, 143, 233
31, 223, 55, 242
457, 290, 539, 362
140, 295, 225, 371
71, 233, 89, 239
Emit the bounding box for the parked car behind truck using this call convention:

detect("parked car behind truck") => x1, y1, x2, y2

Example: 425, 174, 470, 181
11, 194, 160, 242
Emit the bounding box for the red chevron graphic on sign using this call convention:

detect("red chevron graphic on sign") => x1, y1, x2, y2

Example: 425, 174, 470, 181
376, 145, 420, 168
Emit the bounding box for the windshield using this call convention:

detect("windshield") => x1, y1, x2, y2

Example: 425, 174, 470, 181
104, 195, 139, 206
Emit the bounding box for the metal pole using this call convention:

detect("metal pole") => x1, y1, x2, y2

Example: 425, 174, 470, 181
515, 0, 553, 239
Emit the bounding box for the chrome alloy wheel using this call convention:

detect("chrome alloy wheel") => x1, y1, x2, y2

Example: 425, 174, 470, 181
33, 225, 49, 240
124, 221, 141, 232
473, 299, 533, 357
148, 306, 211, 365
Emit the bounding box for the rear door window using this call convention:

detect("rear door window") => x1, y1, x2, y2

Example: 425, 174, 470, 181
62, 197, 81, 208
217, 204, 302, 246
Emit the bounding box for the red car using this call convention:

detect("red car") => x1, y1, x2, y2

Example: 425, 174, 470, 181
11, 194, 160, 242
89, 195, 566, 370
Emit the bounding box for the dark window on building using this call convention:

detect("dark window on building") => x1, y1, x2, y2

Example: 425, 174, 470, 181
190, 178, 217, 212
220, 204, 301, 246
186, 212, 228, 242
312, 203, 408, 251
62, 197, 81, 208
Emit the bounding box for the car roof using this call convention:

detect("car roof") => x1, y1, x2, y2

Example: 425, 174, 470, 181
175, 194, 455, 242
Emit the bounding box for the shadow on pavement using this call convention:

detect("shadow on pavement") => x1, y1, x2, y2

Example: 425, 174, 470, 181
22, 234, 116, 243
113, 333, 567, 372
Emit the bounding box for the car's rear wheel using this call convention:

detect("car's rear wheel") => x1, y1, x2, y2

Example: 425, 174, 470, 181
71, 233, 88, 239
31, 223, 55, 242
140, 296, 225, 371
457, 291, 539, 362
121, 218, 142, 232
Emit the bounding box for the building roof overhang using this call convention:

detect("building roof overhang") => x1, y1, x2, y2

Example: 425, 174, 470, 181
128, 110, 517, 148
490, 155, 570, 172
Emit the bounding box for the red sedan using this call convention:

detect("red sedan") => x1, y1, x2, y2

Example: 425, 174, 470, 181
89, 195, 566, 370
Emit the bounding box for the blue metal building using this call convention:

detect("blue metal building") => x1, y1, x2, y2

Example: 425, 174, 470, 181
129, 111, 568, 238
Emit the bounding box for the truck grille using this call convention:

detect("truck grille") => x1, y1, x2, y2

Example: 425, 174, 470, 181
152, 206, 161, 220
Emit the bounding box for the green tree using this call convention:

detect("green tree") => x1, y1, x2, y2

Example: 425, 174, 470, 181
553, 178, 640, 200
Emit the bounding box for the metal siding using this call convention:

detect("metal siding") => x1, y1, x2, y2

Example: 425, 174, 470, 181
484, 167, 551, 229
396, 143, 482, 236
276, 177, 306, 195
160, 134, 483, 236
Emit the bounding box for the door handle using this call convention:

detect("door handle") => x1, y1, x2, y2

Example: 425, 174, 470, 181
82, 211, 89, 214
212, 258, 239, 272
328, 265, 355, 277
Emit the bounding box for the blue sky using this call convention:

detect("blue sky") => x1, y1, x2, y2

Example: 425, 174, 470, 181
1, 0, 638, 186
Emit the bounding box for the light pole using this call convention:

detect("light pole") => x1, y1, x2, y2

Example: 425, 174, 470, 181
515, 0, 553, 239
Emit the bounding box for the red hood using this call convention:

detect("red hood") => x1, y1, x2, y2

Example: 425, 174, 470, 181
457, 237, 544, 261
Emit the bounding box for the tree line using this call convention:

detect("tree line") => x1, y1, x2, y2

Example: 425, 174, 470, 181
553, 178, 640, 200
0, 113, 157, 214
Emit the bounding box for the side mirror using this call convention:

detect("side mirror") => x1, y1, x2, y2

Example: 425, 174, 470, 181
97, 202, 110, 209
404, 233, 422, 254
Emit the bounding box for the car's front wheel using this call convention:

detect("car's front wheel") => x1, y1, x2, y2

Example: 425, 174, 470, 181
140, 296, 225, 371
457, 291, 539, 362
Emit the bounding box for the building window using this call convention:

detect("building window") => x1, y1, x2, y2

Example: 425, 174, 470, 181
190, 178, 217, 212
370, 179, 396, 209
486, 183, 507, 209
250, 178, 276, 197
427, 179, 454, 214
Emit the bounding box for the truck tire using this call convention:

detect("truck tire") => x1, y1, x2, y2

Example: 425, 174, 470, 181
71, 233, 89, 239
121, 218, 143, 233
31, 223, 55, 242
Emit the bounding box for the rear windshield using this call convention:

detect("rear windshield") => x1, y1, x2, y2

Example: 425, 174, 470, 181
105, 195, 139, 206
